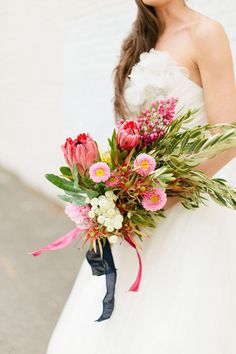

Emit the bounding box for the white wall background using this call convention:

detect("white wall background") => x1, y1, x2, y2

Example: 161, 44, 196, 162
0, 0, 235, 198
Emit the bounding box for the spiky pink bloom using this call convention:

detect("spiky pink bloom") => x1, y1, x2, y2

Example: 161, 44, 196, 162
116, 118, 125, 129
117, 120, 141, 151
106, 173, 120, 187
61, 133, 98, 176
142, 188, 167, 211
65, 204, 91, 226
136, 98, 178, 147
89, 162, 111, 183
134, 153, 156, 176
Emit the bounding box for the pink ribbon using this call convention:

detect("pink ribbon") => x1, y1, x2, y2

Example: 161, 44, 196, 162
30, 227, 86, 256
30, 227, 143, 293
125, 235, 143, 292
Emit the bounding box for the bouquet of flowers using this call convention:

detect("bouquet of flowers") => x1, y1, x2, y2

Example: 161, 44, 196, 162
31, 97, 236, 322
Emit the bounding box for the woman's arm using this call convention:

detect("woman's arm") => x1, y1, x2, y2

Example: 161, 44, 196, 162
166, 20, 236, 210
193, 20, 236, 175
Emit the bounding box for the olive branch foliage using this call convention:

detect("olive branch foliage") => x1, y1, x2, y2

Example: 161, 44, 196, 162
149, 109, 236, 210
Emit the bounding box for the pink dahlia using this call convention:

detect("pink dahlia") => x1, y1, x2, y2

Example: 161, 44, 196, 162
134, 153, 156, 176
65, 204, 91, 226
61, 133, 98, 176
117, 120, 141, 151
89, 162, 111, 183
142, 188, 167, 211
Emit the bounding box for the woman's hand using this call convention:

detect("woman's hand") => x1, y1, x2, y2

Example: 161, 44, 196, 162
164, 196, 179, 210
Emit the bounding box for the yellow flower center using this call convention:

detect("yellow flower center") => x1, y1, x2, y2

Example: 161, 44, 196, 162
150, 195, 159, 204
140, 160, 149, 170
96, 168, 105, 177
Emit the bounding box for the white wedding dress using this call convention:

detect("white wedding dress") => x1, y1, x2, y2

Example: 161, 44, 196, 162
47, 49, 236, 354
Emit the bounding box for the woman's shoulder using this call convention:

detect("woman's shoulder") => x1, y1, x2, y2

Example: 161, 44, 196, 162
188, 12, 229, 50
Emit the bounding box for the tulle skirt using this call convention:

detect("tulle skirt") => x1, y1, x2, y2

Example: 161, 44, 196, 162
47, 159, 236, 354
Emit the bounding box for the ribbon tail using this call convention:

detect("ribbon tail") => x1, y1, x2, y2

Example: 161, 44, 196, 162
96, 271, 117, 322
86, 239, 117, 322
30, 227, 84, 256
125, 235, 143, 292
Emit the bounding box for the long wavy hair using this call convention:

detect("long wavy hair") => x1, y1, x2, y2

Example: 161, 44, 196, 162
112, 0, 160, 121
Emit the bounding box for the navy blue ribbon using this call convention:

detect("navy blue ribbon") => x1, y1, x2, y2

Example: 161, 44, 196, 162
86, 239, 117, 322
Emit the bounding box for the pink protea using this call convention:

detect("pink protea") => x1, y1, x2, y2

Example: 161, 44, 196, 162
117, 120, 141, 151
142, 187, 167, 211
65, 204, 91, 226
106, 172, 120, 187
116, 118, 125, 129
89, 162, 111, 183
134, 153, 156, 176
61, 133, 98, 176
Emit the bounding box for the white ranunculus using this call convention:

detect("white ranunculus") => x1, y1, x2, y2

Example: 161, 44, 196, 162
105, 190, 115, 199
107, 208, 115, 217
90, 197, 99, 206
107, 225, 114, 232
96, 208, 102, 216
104, 201, 114, 211
104, 219, 113, 227
97, 215, 105, 224
114, 214, 123, 223
91, 206, 99, 213
98, 195, 106, 201
99, 199, 109, 209
114, 222, 122, 230
88, 210, 95, 218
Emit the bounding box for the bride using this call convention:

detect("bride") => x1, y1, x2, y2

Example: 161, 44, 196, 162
47, 1, 236, 353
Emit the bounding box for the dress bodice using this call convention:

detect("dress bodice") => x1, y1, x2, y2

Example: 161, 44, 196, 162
123, 48, 208, 128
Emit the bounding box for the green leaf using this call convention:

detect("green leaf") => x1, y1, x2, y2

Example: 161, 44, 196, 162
121, 150, 128, 159
81, 175, 94, 189
58, 193, 87, 206
60, 166, 72, 177
85, 189, 99, 199
45, 174, 82, 193
180, 131, 191, 152
151, 166, 168, 178
72, 164, 79, 186
57, 194, 74, 203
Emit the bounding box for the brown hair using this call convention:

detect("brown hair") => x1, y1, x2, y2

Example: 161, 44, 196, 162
112, 1, 160, 121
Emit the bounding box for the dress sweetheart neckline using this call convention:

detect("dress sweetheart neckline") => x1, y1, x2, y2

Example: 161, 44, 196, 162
145, 47, 203, 91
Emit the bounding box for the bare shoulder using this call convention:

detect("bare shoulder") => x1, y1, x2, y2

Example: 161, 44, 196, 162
189, 15, 230, 56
